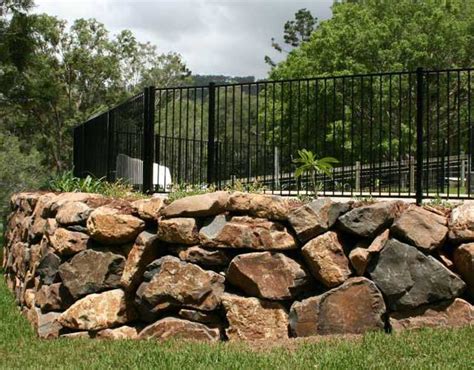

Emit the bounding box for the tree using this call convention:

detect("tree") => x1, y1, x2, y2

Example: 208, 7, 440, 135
0, 132, 46, 218
265, 8, 317, 67
270, 1, 473, 79
0, 14, 190, 172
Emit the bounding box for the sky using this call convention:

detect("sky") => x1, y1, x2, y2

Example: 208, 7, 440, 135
33, 0, 333, 79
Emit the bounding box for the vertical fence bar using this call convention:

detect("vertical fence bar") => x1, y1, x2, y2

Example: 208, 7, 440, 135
106, 109, 115, 182
207, 82, 216, 185
143, 86, 155, 194
416, 68, 424, 204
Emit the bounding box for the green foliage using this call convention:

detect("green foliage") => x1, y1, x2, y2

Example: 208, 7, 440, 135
0, 12, 190, 172
293, 149, 338, 197
47, 170, 144, 199
271, 1, 473, 78
0, 132, 46, 218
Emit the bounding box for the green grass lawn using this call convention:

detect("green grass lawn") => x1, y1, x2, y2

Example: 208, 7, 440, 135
0, 227, 473, 369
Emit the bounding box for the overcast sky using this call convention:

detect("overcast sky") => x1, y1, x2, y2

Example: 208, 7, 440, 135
33, 0, 333, 78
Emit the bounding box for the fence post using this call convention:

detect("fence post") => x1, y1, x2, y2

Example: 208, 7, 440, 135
207, 82, 216, 186
415, 67, 424, 205
143, 86, 155, 194
355, 161, 361, 193
106, 109, 115, 182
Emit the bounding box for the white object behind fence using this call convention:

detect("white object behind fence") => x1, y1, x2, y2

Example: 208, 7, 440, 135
116, 153, 172, 189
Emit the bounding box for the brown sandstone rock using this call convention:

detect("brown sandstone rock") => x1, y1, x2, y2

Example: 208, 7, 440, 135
449, 203, 474, 242
289, 277, 386, 337
120, 231, 161, 291
349, 229, 390, 276
59, 249, 125, 299
390, 298, 474, 331
32, 193, 57, 219
176, 245, 231, 267
59, 289, 135, 331
49, 228, 89, 256
288, 198, 350, 242
96, 326, 138, 339
157, 217, 199, 244
132, 197, 164, 221
391, 206, 448, 252
301, 231, 351, 288
161, 191, 229, 218
200, 215, 297, 250
87, 207, 145, 245
227, 252, 310, 300
338, 201, 405, 238
453, 243, 474, 296
56, 201, 92, 226
44, 218, 58, 239
138, 317, 220, 341
60, 332, 93, 339
226, 192, 293, 221
35, 283, 73, 312
135, 256, 225, 320
47, 192, 102, 216
24, 288, 36, 309
221, 293, 289, 341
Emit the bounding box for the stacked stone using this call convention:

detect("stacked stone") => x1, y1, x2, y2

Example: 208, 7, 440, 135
2, 191, 473, 341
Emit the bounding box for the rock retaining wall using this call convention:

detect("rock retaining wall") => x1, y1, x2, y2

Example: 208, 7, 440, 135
2, 191, 473, 340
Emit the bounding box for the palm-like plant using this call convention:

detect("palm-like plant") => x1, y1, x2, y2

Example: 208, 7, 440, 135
293, 149, 338, 198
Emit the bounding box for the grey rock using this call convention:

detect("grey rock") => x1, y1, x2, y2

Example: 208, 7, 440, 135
368, 239, 466, 311
288, 198, 350, 242
37, 252, 61, 285
338, 201, 404, 238
59, 249, 125, 299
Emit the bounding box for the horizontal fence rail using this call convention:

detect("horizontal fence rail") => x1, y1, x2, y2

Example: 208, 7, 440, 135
73, 67, 473, 202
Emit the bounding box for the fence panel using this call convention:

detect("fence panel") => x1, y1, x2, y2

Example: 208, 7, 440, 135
73, 67, 473, 201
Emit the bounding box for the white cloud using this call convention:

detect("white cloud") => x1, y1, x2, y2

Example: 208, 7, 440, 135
33, 0, 333, 78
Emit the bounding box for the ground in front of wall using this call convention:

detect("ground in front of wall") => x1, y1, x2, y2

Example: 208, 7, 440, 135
0, 270, 472, 370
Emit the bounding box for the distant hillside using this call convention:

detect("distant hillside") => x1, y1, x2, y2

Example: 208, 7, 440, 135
191, 75, 255, 86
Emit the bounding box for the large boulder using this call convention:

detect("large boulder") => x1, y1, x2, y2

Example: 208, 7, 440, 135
200, 215, 297, 250
49, 228, 89, 256
338, 201, 405, 238
349, 229, 389, 276
289, 277, 386, 336
36, 310, 63, 339
138, 317, 220, 341
226, 192, 294, 221
55, 202, 92, 226
288, 198, 350, 242
175, 245, 231, 267
35, 283, 73, 312
135, 256, 225, 320
453, 243, 474, 296
120, 231, 161, 291
448, 203, 474, 242
391, 206, 448, 252
161, 191, 229, 218
368, 239, 466, 311
87, 207, 145, 245
390, 298, 474, 331
221, 293, 289, 341
59, 249, 125, 299
226, 252, 310, 300
157, 218, 199, 244
132, 197, 164, 221
59, 289, 136, 331
301, 231, 351, 288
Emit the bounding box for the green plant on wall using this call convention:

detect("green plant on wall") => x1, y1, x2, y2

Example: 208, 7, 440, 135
293, 149, 338, 198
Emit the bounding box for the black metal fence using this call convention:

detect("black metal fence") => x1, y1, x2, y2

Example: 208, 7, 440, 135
73, 67, 473, 203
